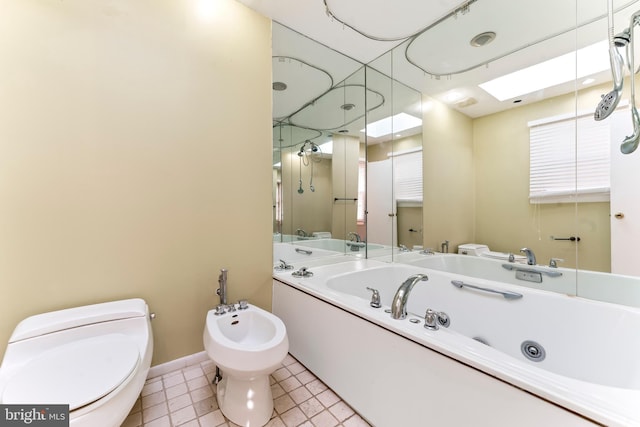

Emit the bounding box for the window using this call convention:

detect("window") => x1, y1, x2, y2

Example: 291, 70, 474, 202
528, 111, 611, 204
391, 148, 423, 206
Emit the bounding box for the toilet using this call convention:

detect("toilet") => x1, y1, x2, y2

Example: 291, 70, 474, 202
0, 299, 153, 427
203, 303, 288, 427
458, 243, 527, 262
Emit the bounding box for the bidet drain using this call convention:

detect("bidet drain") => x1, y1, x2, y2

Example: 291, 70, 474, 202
521, 340, 546, 362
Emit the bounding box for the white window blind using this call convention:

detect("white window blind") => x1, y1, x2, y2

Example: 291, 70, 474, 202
528, 112, 610, 204
391, 149, 423, 205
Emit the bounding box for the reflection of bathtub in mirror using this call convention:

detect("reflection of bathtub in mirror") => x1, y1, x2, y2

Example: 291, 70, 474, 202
273, 242, 338, 264
399, 253, 640, 308
292, 238, 385, 253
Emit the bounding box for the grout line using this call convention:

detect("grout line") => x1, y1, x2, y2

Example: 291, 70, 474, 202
123, 353, 371, 427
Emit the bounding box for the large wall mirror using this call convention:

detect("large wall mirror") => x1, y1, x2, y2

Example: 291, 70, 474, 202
273, 0, 640, 304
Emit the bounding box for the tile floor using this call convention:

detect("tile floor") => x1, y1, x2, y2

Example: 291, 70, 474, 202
122, 354, 372, 427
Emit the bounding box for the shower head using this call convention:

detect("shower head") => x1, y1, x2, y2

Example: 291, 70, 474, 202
614, 28, 631, 47
594, 45, 625, 121
621, 106, 640, 154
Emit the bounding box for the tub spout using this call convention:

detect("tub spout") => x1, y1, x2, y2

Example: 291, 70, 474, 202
520, 248, 536, 266
391, 274, 429, 320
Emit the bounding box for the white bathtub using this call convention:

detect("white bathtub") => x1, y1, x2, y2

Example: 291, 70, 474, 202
273, 242, 338, 264
399, 253, 640, 308
292, 238, 385, 253
273, 259, 640, 426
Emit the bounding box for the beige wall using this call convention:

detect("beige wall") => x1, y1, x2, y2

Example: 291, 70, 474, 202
422, 97, 475, 252
474, 84, 613, 271
281, 151, 333, 237
0, 0, 272, 364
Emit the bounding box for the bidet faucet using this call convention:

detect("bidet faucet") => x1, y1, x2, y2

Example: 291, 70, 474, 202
520, 248, 536, 266
296, 228, 308, 237
348, 232, 361, 242
391, 274, 429, 320
217, 268, 228, 305
441, 240, 449, 253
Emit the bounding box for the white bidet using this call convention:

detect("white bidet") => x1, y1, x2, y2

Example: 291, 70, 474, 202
203, 303, 288, 427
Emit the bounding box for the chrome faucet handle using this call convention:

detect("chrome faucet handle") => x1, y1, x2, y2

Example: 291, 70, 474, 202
274, 259, 294, 271
238, 300, 249, 310
508, 253, 515, 262
365, 287, 381, 308
292, 267, 314, 278
226, 303, 237, 313
424, 308, 438, 330
399, 244, 410, 252
549, 258, 564, 268
214, 304, 226, 316
420, 248, 435, 255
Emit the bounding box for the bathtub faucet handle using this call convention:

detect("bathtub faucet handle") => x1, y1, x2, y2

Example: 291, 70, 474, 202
365, 287, 381, 308
549, 258, 564, 268
424, 309, 438, 330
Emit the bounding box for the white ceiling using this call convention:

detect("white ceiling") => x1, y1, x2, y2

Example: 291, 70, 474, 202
241, 0, 640, 152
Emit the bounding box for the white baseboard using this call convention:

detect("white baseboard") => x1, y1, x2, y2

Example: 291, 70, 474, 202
148, 351, 210, 379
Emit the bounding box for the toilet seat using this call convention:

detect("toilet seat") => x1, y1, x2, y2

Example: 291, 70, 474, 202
2, 334, 139, 410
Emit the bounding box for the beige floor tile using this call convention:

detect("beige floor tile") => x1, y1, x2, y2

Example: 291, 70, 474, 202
142, 391, 165, 409
170, 405, 197, 426
305, 379, 328, 395
280, 407, 307, 427
199, 409, 226, 427
264, 417, 286, 427
311, 410, 339, 427
143, 415, 171, 427
163, 372, 186, 388
288, 386, 312, 404
191, 385, 214, 402
165, 382, 189, 400
273, 394, 295, 414
168, 393, 192, 413
142, 402, 168, 422
126, 355, 370, 427
316, 389, 340, 408
279, 376, 302, 393
193, 396, 219, 417
328, 401, 354, 422
298, 397, 324, 419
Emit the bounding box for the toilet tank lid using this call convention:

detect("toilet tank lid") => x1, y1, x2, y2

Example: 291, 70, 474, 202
9, 298, 148, 343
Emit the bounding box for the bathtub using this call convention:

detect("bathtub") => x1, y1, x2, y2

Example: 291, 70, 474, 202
399, 252, 640, 308
273, 259, 640, 426
292, 238, 385, 253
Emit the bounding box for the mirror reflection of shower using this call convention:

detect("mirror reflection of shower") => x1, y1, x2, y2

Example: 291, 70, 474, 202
597, 0, 640, 154
297, 140, 323, 194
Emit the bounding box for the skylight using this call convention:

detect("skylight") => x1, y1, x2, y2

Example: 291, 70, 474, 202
479, 40, 609, 101
360, 113, 422, 138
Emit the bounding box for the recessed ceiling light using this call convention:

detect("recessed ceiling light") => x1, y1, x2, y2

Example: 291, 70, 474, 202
272, 82, 287, 91
470, 31, 496, 47
340, 103, 356, 111
443, 91, 465, 104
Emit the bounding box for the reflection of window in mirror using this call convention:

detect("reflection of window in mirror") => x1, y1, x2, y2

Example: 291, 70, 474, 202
275, 181, 282, 230
529, 112, 611, 204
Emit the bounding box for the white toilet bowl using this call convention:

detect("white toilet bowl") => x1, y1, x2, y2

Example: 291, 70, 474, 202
203, 303, 288, 427
0, 299, 153, 427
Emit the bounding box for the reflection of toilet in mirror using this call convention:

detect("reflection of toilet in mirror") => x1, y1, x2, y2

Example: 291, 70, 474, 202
203, 302, 288, 427
0, 299, 153, 427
